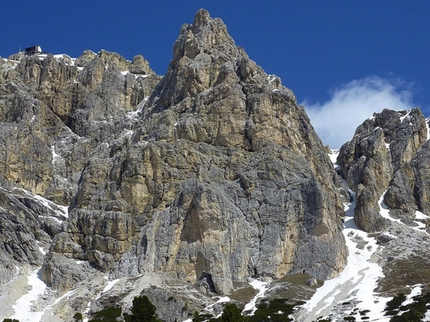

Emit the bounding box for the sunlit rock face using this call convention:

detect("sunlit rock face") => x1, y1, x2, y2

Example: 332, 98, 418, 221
0, 8, 350, 321
337, 108, 428, 232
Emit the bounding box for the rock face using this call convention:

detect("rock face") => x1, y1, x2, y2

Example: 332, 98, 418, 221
337, 108, 429, 232
0, 9, 349, 321
53, 8, 346, 295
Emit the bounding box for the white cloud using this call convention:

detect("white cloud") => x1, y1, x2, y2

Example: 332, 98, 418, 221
302, 76, 415, 148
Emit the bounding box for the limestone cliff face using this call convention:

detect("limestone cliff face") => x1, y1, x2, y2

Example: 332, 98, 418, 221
0, 8, 348, 320
337, 108, 429, 232
0, 48, 160, 289
43, 9, 347, 295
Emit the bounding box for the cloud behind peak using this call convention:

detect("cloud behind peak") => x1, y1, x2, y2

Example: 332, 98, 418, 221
302, 76, 415, 148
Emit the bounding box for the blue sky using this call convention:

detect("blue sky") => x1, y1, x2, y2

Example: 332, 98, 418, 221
2, 1, 430, 147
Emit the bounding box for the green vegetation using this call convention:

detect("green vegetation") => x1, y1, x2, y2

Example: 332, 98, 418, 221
385, 293, 407, 316
3, 319, 20, 322
384, 291, 430, 321
193, 303, 246, 322
247, 298, 298, 322
192, 311, 215, 322
378, 256, 430, 294
124, 295, 161, 322
192, 299, 304, 322
219, 303, 247, 322
192, 311, 204, 322
86, 294, 161, 322
89, 306, 122, 322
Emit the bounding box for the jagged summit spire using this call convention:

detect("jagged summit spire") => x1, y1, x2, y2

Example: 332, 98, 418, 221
145, 8, 244, 110
171, 8, 239, 63
143, 9, 301, 153
193, 8, 211, 28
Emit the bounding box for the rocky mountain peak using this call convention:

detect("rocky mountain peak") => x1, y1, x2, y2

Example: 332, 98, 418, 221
338, 107, 429, 232
176, 8, 239, 62
11, 9, 422, 322
36, 9, 347, 299
193, 8, 211, 28
141, 9, 319, 166
3, 8, 430, 322
147, 9, 243, 111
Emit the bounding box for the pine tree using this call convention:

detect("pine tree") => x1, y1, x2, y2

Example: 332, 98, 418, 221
192, 311, 203, 322
220, 303, 246, 322
125, 295, 160, 322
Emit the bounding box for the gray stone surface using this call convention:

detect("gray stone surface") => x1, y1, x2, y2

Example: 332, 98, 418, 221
0, 8, 353, 322
338, 108, 428, 232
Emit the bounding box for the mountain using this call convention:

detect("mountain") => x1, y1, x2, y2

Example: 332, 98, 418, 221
0, 9, 429, 322
299, 108, 430, 321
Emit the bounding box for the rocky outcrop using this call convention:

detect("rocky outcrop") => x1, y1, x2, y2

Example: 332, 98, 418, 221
0, 9, 350, 321
0, 49, 161, 204
0, 47, 160, 291
337, 108, 428, 232
0, 187, 64, 284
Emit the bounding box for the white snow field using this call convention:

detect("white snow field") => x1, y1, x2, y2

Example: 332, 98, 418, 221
243, 279, 270, 315
10, 268, 47, 322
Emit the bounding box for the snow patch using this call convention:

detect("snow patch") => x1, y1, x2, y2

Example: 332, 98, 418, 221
53, 289, 76, 306
217, 296, 231, 304
34, 193, 68, 219
244, 279, 269, 315
299, 190, 390, 321
10, 268, 47, 322
379, 194, 429, 234
399, 110, 411, 124
426, 117, 430, 141
102, 277, 120, 294
381, 231, 398, 240
329, 149, 339, 166
14, 187, 69, 219
378, 194, 401, 223
402, 285, 422, 306
416, 210, 429, 220
126, 96, 148, 120
120, 71, 149, 78
51, 145, 63, 165
36, 242, 46, 255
